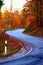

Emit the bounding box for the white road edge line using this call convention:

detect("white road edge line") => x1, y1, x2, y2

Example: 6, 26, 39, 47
14, 47, 32, 59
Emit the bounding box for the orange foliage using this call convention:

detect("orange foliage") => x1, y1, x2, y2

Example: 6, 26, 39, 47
1, 10, 23, 29
0, 9, 37, 30
0, 26, 3, 33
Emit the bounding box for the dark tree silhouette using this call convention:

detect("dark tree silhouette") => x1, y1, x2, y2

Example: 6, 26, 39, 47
0, 0, 3, 19
0, 0, 3, 13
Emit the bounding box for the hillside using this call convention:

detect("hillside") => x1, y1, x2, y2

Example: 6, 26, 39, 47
24, 27, 43, 38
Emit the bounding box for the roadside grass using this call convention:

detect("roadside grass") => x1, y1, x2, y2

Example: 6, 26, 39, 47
0, 34, 22, 58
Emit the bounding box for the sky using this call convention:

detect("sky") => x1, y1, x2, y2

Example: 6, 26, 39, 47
1, 0, 27, 12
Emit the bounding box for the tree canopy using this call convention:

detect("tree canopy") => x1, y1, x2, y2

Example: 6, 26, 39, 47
0, 0, 3, 9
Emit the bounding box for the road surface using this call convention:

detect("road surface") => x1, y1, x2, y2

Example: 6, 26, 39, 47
0, 28, 43, 65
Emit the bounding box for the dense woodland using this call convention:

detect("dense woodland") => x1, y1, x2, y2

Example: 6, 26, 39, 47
23, 0, 43, 31
0, 0, 43, 33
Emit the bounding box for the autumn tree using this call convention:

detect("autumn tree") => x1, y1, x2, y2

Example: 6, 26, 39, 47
1, 10, 10, 30
23, 0, 43, 32
22, 0, 36, 28
0, 0, 4, 33
32, 0, 42, 26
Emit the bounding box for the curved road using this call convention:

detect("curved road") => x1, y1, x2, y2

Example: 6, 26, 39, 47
0, 29, 43, 65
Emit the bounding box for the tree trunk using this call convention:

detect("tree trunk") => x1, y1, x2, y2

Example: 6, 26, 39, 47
9, 0, 12, 30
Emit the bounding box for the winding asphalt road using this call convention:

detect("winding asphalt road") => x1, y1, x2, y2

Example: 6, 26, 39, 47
0, 29, 43, 65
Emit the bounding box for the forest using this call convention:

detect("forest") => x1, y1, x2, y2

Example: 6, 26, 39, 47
0, 0, 43, 33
